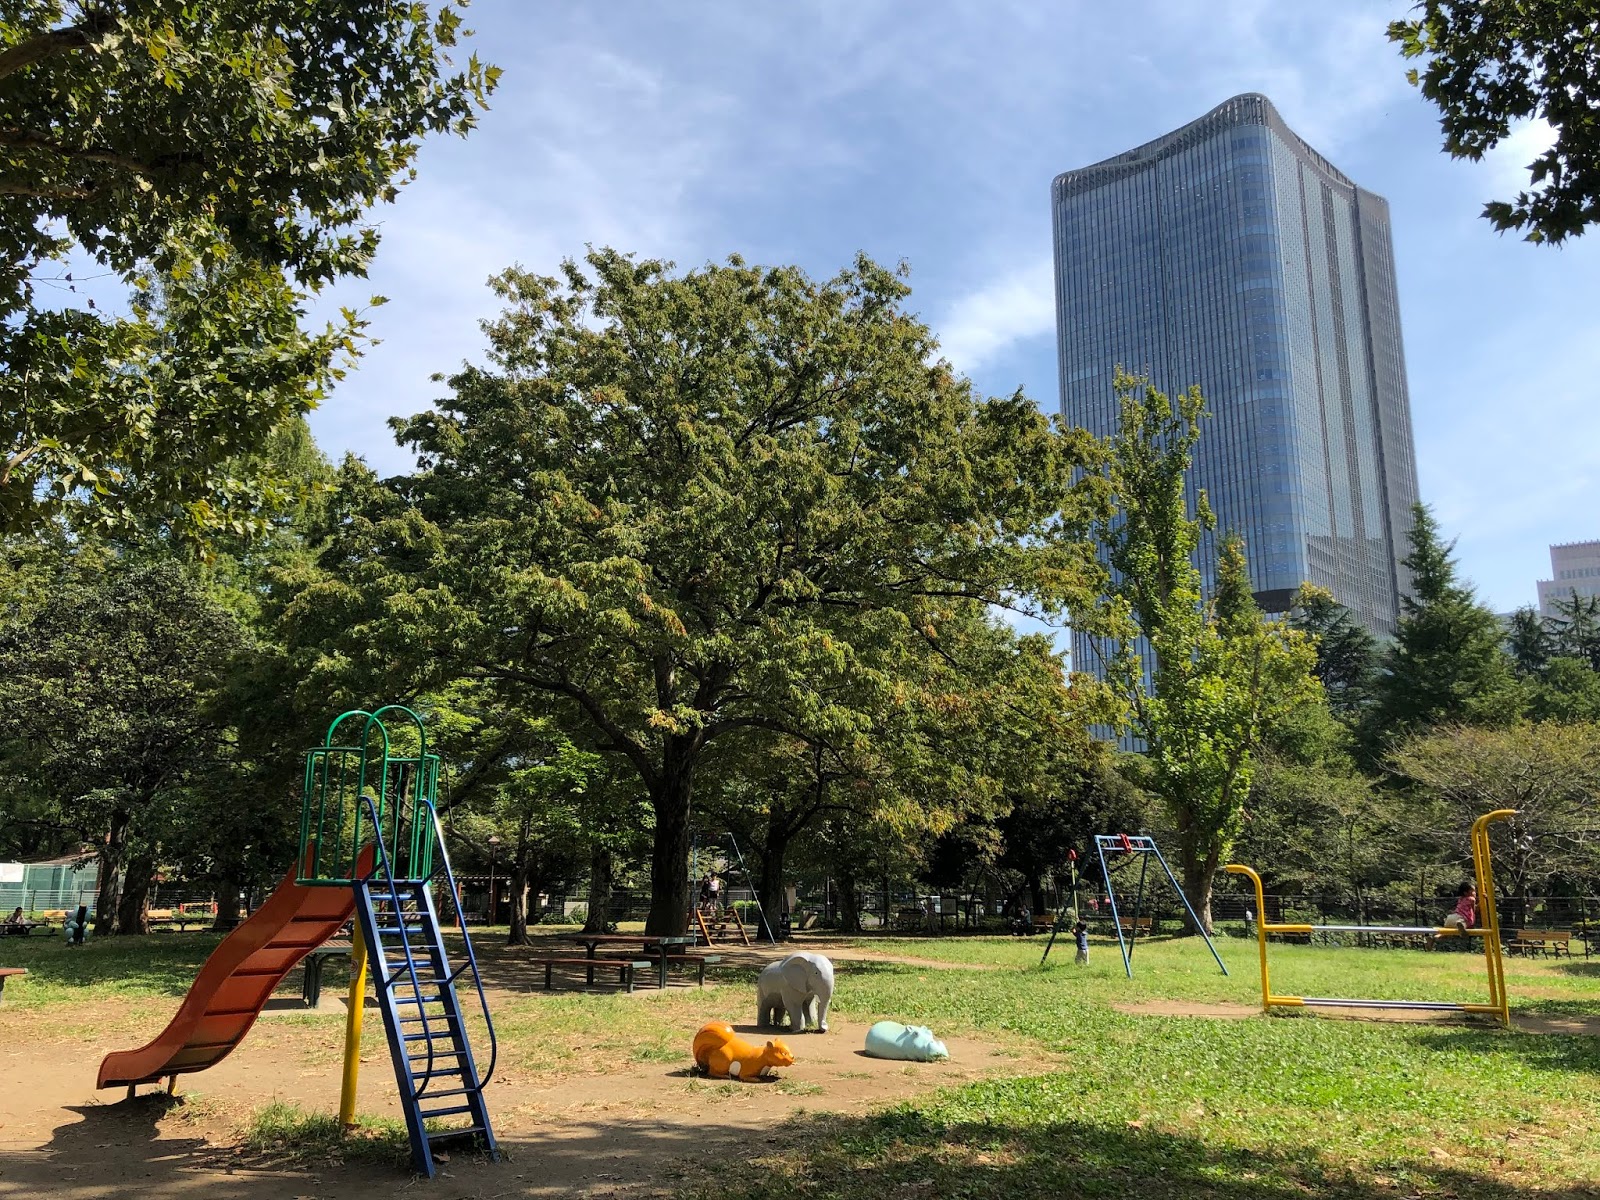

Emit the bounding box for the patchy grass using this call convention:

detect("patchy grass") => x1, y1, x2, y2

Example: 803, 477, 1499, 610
240, 1100, 412, 1168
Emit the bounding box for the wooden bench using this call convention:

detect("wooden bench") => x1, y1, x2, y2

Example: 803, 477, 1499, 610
1116, 916, 1154, 936
1032, 913, 1057, 932
1506, 929, 1572, 957
0, 967, 25, 1002
533, 956, 651, 993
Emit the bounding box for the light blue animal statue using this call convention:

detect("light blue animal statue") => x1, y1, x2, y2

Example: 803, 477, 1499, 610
863, 1020, 948, 1061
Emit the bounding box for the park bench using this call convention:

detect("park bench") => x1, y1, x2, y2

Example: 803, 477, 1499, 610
1032, 913, 1058, 932
531, 956, 651, 993
300, 940, 353, 1007
1506, 929, 1572, 957
895, 907, 927, 932
659, 953, 722, 987
1, 920, 53, 937
1116, 916, 1154, 936
0, 967, 25, 1002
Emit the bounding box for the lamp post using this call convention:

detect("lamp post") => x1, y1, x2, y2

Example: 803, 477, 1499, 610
487, 835, 501, 926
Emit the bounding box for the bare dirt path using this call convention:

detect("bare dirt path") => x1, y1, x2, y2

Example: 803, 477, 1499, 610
0, 942, 1024, 1200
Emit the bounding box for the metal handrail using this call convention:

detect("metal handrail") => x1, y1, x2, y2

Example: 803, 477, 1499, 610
358, 792, 442, 1098
418, 797, 498, 1089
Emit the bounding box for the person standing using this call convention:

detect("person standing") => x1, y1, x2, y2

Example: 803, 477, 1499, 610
1073, 920, 1090, 965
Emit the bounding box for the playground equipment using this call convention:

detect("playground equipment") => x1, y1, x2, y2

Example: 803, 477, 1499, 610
1043, 834, 1228, 978
1226, 809, 1514, 1027
691, 831, 777, 945
98, 707, 499, 1177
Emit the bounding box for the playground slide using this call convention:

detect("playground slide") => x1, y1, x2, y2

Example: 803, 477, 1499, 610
97, 849, 372, 1089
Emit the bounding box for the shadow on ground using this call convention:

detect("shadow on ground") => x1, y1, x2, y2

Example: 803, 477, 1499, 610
670, 1108, 1600, 1200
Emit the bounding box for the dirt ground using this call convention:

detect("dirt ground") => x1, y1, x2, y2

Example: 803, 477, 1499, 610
0, 940, 1033, 1200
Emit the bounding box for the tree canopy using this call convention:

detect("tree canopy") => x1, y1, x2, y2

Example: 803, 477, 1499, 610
0, 0, 498, 539
1389, 0, 1600, 243
284, 250, 1106, 934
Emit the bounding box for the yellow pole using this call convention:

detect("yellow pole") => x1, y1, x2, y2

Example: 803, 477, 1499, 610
339, 919, 369, 1128
1470, 809, 1516, 1028
1226, 864, 1271, 1013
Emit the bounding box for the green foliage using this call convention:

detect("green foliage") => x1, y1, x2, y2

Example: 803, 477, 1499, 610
1504, 605, 1552, 676
1364, 504, 1518, 750
1388, 721, 1600, 908
1089, 372, 1320, 929
1530, 655, 1600, 722
1389, 0, 1600, 243
0, 0, 498, 539
1289, 582, 1379, 716
1546, 588, 1600, 670
288, 249, 1103, 933
0, 557, 251, 931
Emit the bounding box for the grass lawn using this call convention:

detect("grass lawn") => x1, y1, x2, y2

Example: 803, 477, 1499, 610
5, 927, 1598, 1196
669, 933, 1600, 1200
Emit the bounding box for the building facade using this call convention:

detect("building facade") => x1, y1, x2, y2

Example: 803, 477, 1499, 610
1537, 540, 1600, 617
1052, 93, 1420, 676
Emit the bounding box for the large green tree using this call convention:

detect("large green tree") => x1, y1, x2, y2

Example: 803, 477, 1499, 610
1363, 504, 1518, 749
1087, 372, 1320, 932
1389, 721, 1600, 922
0, 0, 497, 538
1390, 0, 1600, 243
283, 251, 1104, 934
0, 559, 248, 932
1290, 583, 1379, 717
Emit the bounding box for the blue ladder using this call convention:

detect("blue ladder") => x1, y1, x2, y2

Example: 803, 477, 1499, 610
354, 797, 498, 1177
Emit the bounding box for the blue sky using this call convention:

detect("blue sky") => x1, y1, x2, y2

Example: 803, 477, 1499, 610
308, 0, 1600, 615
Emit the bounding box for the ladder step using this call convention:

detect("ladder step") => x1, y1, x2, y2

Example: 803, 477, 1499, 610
417, 1104, 474, 1119
413, 1086, 475, 1100
427, 1125, 486, 1142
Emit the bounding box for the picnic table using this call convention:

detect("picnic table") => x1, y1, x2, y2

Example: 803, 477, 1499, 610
0, 967, 24, 1002
561, 934, 699, 990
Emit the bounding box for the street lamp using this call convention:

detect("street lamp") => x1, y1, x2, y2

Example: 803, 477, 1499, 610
487, 835, 502, 926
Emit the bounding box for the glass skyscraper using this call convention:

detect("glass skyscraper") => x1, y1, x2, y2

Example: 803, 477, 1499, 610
1053, 93, 1420, 671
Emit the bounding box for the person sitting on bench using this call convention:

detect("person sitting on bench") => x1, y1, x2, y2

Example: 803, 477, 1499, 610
4, 907, 23, 934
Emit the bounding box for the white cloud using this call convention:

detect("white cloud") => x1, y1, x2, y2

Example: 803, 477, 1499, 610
1483, 117, 1557, 198
935, 260, 1056, 374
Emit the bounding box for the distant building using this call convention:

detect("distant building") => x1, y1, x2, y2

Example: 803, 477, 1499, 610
0, 852, 98, 915
1052, 93, 1420, 681
1538, 540, 1600, 616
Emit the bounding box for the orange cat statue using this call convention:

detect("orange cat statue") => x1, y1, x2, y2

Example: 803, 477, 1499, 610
691, 1021, 795, 1080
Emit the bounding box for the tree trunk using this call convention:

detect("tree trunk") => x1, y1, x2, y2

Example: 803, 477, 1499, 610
1027, 872, 1046, 917
95, 809, 131, 936
755, 828, 791, 941
115, 854, 155, 935
645, 767, 693, 936
837, 863, 862, 933
212, 872, 243, 931
585, 844, 614, 933
506, 858, 533, 946
1177, 835, 1217, 935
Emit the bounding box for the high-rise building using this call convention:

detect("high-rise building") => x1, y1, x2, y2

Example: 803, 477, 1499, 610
1052, 93, 1420, 674
1537, 541, 1600, 616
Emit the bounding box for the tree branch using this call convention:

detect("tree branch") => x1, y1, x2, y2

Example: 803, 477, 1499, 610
0, 15, 111, 81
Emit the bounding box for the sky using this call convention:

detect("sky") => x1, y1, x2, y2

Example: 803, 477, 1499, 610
307, 0, 1600, 616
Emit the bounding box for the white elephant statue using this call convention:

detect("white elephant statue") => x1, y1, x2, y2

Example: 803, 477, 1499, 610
756, 951, 835, 1033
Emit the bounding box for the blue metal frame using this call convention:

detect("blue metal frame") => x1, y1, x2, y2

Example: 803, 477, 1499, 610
1093, 835, 1228, 979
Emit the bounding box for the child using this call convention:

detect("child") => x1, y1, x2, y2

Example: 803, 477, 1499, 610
1443, 881, 1477, 932
1074, 920, 1089, 965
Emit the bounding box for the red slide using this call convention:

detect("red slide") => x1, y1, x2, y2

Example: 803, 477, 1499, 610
97, 850, 370, 1089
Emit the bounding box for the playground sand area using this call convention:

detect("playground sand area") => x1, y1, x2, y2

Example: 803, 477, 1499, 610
0, 938, 1045, 1199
